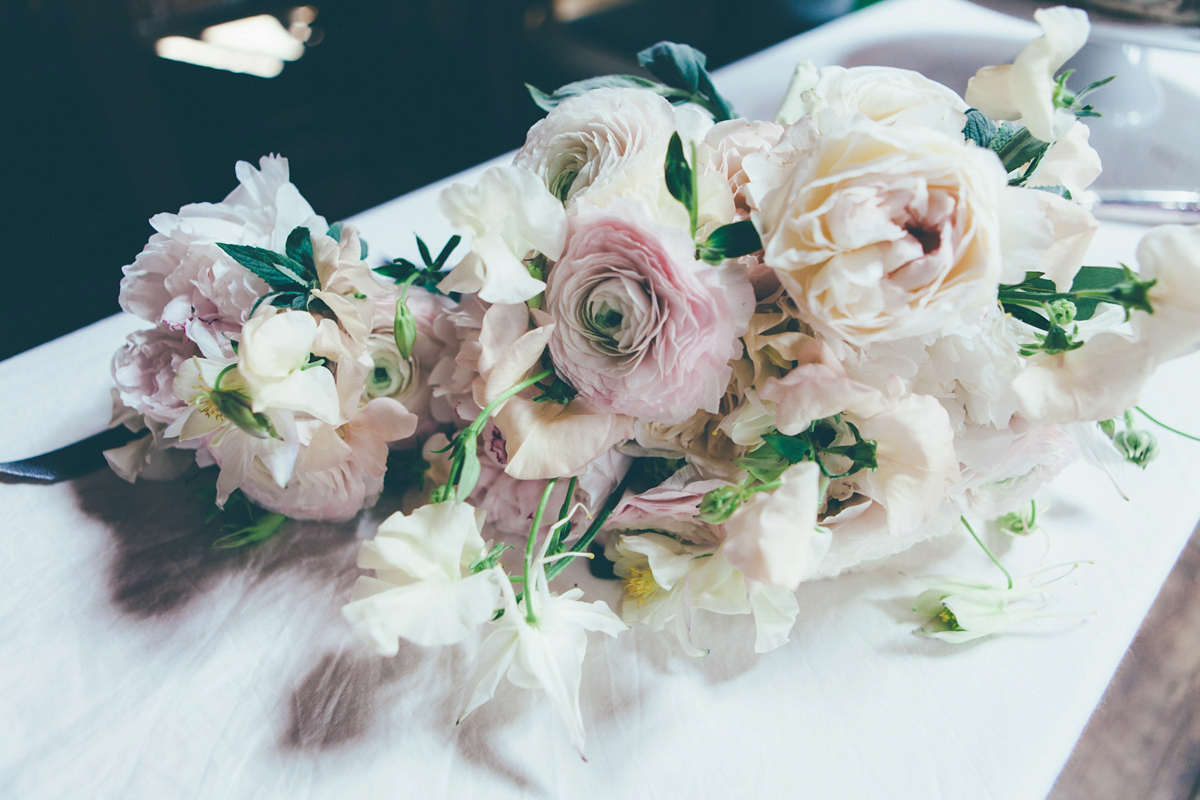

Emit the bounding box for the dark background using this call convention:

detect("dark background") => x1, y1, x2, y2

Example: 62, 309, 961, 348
1, 0, 845, 361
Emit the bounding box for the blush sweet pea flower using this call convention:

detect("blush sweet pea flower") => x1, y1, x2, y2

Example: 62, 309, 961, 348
722, 461, 829, 592
965, 6, 1090, 143
544, 202, 754, 424
239, 397, 417, 520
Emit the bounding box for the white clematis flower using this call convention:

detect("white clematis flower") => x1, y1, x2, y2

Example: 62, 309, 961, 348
459, 565, 625, 757
615, 532, 802, 655
437, 165, 567, 304
965, 6, 1090, 143
914, 562, 1084, 642
342, 501, 506, 652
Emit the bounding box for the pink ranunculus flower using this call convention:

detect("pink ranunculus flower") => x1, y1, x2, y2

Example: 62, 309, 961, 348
119, 155, 328, 359
543, 203, 754, 425
111, 325, 200, 427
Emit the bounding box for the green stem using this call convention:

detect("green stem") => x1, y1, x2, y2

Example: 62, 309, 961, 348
1135, 406, 1200, 442
469, 368, 553, 435
523, 479, 557, 624
548, 476, 578, 554
688, 141, 699, 238
544, 472, 633, 581
962, 516, 1013, 590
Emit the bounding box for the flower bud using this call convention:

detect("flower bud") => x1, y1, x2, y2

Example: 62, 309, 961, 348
394, 296, 418, 361
696, 485, 743, 524
1047, 298, 1076, 326
209, 389, 279, 439
1114, 429, 1159, 468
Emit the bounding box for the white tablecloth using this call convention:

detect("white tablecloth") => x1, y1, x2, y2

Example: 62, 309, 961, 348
4, 1, 1200, 797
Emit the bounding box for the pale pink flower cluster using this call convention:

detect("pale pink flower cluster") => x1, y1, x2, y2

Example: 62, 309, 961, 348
105, 17, 1200, 754
108, 156, 429, 520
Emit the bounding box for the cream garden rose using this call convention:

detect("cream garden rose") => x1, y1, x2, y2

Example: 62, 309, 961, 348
747, 115, 1007, 345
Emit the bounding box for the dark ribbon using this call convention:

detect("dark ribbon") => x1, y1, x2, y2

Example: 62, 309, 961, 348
0, 427, 140, 482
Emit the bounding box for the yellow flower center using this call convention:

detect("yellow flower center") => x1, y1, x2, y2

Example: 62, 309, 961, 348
624, 566, 659, 606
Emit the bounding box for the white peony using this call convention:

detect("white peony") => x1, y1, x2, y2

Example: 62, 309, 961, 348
119, 155, 328, 359
776, 62, 969, 138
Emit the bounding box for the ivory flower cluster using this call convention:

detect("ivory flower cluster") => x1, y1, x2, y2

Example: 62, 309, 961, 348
107, 12, 1200, 754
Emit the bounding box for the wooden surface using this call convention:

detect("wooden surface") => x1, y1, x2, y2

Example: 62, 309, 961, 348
1050, 522, 1200, 800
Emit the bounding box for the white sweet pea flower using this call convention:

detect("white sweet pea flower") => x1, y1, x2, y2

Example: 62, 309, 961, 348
1131, 224, 1200, 362
999, 185, 1097, 290
914, 562, 1084, 642
459, 568, 625, 757
342, 501, 506, 652
1027, 121, 1102, 198
722, 461, 830, 592
437, 165, 567, 304
1012, 332, 1156, 423
965, 6, 1090, 143
238, 308, 342, 424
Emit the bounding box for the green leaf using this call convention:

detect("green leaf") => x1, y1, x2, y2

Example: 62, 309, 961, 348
327, 222, 344, 241
416, 235, 433, 267
962, 109, 997, 148
1070, 266, 1125, 320
664, 132, 692, 207
284, 226, 317, 281
217, 243, 311, 290
433, 234, 461, 269
1003, 302, 1051, 331
1028, 184, 1072, 200
470, 542, 513, 573
213, 511, 288, 549
737, 443, 789, 484
526, 75, 663, 112
1071, 266, 1126, 292
992, 125, 1051, 181
763, 432, 816, 464
533, 374, 577, 404
696, 219, 762, 264
664, 132, 699, 235
637, 41, 736, 121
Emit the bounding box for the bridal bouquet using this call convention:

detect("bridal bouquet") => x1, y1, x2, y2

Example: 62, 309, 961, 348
107, 6, 1200, 753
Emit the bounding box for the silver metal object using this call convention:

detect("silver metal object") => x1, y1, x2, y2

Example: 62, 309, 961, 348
1080, 189, 1200, 224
